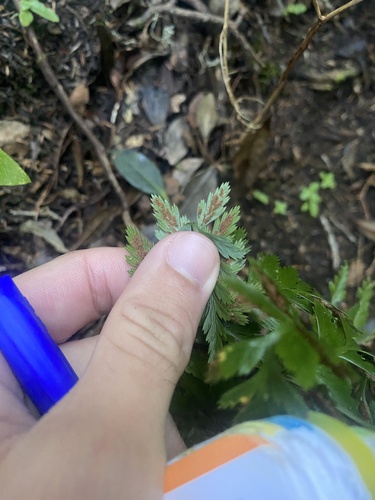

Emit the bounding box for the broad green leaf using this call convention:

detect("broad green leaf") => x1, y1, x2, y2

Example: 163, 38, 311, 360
19, 9, 34, 26
0, 149, 31, 185
329, 263, 349, 305
209, 331, 280, 381
113, 149, 166, 198
218, 371, 263, 409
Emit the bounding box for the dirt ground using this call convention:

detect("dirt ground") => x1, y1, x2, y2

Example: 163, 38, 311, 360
1, 0, 374, 306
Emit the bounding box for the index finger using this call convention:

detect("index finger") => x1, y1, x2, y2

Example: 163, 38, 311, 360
14, 247, 130, 343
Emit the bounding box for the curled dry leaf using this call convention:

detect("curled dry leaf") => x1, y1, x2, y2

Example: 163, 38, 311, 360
189, 92, 219, 145
172, 157, 204, 189
164, 117, 189, 166
20, 220, 69, 254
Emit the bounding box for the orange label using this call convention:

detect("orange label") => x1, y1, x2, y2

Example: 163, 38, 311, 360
164, 433, 267, 493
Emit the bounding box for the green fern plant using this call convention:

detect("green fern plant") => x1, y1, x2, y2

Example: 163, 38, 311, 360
125, 183, 249, 359
126, 183, 375, 428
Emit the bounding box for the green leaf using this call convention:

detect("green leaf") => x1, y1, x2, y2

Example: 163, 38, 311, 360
340, 351, 375, 379
282, 3, 307, 16
209, 331, 280, 382
19, 9, 34, 26
316, 366, 364, 423
329, 263, 349, 306
348, 279, 375, 329
226, 275, 291, 323
212, 206, 241, 237
319, 171, 336, 190
0, 149, 31, 185
273, 200, 288, 215
196, 182, 230, 226
113, 149, 166, 198
124, 226, 154, 275
198, 231, 247, 260
218, 370, 264, 409
275, 324, 320, 389
313, 299, 345, 350
252, 190, 270, 205
22, 0, 59, 22
151, 195, 189, 239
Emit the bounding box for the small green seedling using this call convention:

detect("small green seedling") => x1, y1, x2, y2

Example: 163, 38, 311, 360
253, 190, 270, 205
319, 171, 336, 190
300, 181, 321, 218
273, 200, 288, 215
282, 3, 307, 16
19, 0, 59, 27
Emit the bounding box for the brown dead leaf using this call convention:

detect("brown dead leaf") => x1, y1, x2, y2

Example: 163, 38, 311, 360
69, 83, 90, 114
195, 93, 219, 145
171, 94, 187, 114
0, 120, 30, 148
232, 120, 271, 191
356, 219, 375, 242
172, 157, 204, 189
164, 117, 189, 166
20, 220, 69, 254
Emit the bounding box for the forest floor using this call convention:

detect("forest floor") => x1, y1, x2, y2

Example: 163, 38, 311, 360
1, 0, 374, 305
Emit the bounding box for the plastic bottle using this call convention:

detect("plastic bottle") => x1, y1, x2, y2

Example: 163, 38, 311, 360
164, 413, 375, 499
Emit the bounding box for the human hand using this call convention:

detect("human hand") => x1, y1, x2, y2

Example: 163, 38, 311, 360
0, 232, 219, 499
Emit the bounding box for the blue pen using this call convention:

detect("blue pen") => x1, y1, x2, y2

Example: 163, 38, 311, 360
0, 275, 78, 414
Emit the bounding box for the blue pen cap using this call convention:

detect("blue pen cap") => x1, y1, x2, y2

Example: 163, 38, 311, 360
0, 275, 78, 414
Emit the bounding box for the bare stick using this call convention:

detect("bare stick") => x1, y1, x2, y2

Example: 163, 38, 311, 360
317, 0, 363, 21
13, 0, 132, 226
219, 0, 250, 126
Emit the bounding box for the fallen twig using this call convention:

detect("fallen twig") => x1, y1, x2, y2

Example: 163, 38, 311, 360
13, 0, 132, 227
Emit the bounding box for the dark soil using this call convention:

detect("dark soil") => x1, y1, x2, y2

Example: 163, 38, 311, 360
1, 0, 374, 303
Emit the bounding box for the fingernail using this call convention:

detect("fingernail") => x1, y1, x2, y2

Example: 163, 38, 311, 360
167, 233, 219, 287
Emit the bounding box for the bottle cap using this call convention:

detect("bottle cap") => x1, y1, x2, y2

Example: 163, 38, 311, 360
0, 275, 78, 414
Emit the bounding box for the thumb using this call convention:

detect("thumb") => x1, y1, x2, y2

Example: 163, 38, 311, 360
81, 231, 219, 426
